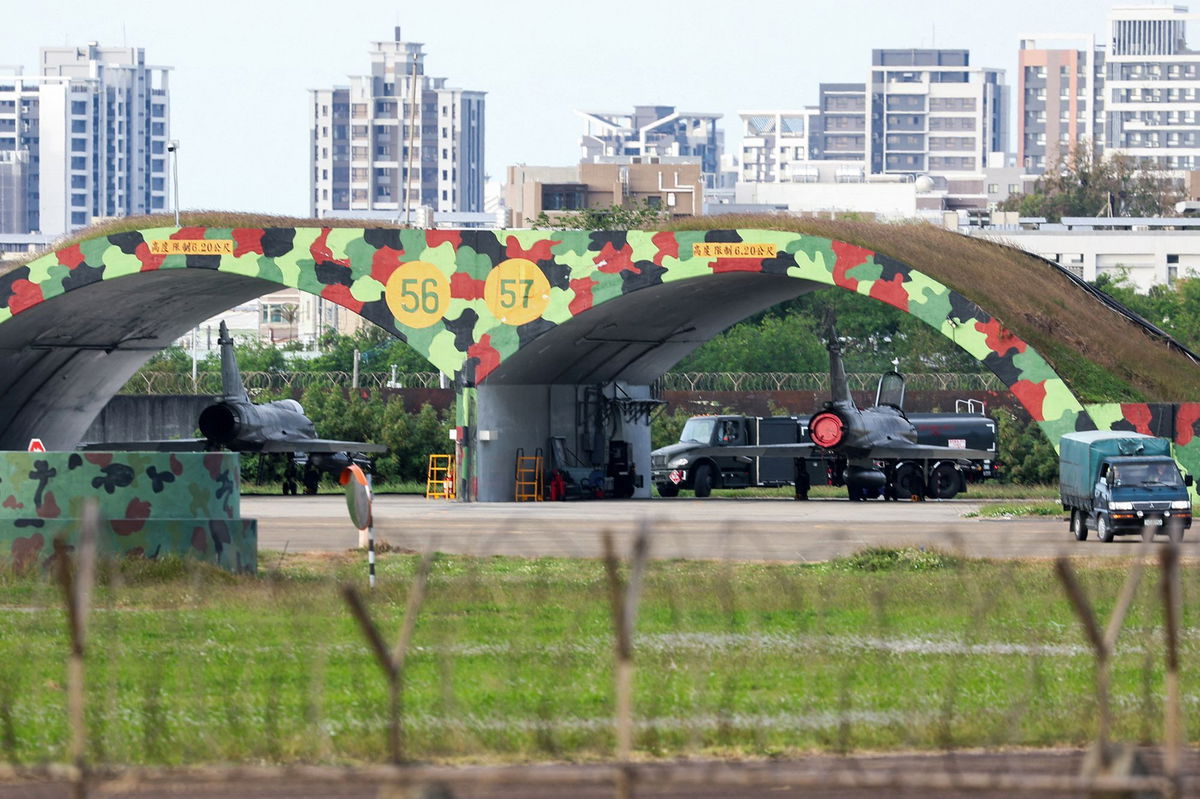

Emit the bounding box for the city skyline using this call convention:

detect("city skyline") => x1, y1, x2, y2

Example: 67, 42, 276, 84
5, 0, 1116, 217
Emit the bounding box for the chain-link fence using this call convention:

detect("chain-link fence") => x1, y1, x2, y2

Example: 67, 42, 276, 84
0, 514, 1192, 798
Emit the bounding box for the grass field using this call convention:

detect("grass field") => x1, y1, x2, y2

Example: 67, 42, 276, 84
0, 548, 1193, 767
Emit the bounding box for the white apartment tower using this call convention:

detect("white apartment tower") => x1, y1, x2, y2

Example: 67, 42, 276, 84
310, 28, 486, 219
1105, 4, 1200, 169
0, 43, 171, 236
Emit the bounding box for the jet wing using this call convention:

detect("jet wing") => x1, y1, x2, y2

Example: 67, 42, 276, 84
690, 443, 819, 460
258, 438, 388, 454
857, 441, 995, 461
79, 439, 208, 452
690, 440, 993, 461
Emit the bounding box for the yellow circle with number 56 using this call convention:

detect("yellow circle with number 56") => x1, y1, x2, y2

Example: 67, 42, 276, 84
385, 261, 451, 329
484, 258, 551, 326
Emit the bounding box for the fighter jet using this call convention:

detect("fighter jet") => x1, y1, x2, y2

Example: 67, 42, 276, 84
84, 321, 386, 494
691, 315, 996, 500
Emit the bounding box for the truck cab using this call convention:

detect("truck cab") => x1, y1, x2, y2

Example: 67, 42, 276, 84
650, 415, 802, 497
1091, 456, 1193, 540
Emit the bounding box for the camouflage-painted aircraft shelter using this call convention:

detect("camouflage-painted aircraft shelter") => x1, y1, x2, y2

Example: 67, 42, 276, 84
0, 225, 1196, 502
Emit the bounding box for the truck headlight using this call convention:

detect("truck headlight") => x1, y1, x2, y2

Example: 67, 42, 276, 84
1110, 501, 1134, 510
1171, 500, 1192, 510
668, 457, 689, 468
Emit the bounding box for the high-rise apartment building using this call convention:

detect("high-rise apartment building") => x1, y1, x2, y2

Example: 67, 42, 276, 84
310, 28, 486, 219
1017, 35, 1103, 171
0, 43, 171, 236
576, 106, 723, 187
1017, 5, 1200, 173
772, 51, 1008, 180
867, 49, 1007, 178
1106, 4, 1200, 169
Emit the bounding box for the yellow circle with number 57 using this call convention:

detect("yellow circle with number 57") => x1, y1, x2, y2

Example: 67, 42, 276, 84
484, 258, 551, 326
385, 261, 451, 329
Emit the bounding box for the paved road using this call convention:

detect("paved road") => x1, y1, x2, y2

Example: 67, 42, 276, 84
242, 495, 1197, 561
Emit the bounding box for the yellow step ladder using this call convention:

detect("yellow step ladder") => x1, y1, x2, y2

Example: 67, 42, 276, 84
425, 454, 456, 499
514, 448, 544, 502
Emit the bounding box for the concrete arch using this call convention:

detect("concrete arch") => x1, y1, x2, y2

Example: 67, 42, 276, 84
1, 225, 1087, 456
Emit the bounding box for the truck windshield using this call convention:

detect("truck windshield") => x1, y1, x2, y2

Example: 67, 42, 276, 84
679, 418, 716, 445
1113, 463, 1182, 486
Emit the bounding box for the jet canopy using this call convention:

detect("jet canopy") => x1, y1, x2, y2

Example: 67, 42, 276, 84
875, 371, 906, 410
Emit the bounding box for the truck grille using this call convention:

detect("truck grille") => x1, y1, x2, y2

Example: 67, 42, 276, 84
1134, 501, 1171, 512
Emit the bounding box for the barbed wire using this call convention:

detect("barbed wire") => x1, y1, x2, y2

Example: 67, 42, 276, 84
118, 371, 1004, 395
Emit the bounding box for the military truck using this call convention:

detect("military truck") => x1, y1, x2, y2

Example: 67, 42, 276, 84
1060, 430, 1193, 542
651, 412, 998, 499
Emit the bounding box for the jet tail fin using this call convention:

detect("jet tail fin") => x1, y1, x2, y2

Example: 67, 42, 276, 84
824, 310, 852, 406
218, 321, 248, 402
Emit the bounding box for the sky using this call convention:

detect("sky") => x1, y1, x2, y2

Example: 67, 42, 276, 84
3, 0, 1119, 217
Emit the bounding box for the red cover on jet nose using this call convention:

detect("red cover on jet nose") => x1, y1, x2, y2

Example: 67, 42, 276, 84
809, 411, 845, 448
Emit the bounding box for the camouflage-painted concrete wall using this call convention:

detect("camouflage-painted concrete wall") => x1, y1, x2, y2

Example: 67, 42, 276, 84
6, 226, 1192, 463
0, 452, 255, 573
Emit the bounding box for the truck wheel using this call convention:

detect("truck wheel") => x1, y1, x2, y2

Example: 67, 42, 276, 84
692, 464, 714, 498
1071, 510, 1088, 541
1097, 514, 1115, 543
657, 483, 680, 498
929, 463, 960, 499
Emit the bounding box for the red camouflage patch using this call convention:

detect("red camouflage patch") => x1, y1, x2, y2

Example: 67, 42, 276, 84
370, 247, 403, 284
426, 230, 462, 250
57, 244, 86, 269
831, 241, 872, 290
204, 453, 225, 480
468, 334, 501, 382
1119, 404, 1154, 436
569, 277, 596, 316
8, 279, 43, 315
11, 533, 44, 572
320, 283, 364, 312
595, 242, 639, 275
169, 454, 184, 476
171, 227, 208, 240
651, 231, 679, 266
506, 236, 559, 262
451, 272, 486, 300
710, 259, 764, 274
191, 526, 208, 553
974, 318, 1027, 358
232, 228, 265, 257
85, 452, 113, 467
1176, 404, 1200, 446
1009, 379, 1048, 422
310, 228, 350, 267
36, 491, 60, 519
868, 273, 910, 312
134, 241, 167, 272
112, 498, 151, 536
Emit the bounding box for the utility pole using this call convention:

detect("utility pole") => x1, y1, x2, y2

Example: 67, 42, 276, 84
167, 140, 180, 227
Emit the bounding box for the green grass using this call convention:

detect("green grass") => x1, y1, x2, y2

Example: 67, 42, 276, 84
966, 501, 1066, 518
0, 550, 1194, 766
707, 483, 1059, 500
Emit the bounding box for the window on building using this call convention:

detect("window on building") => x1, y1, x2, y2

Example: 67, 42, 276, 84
71, 156, 86, 169
71, 212, 87, 225
987, 183, 999, 193
71, 175, 86, 189
152, 103, 165, 117
70, 138, 86, 152
70, 100, 87, 114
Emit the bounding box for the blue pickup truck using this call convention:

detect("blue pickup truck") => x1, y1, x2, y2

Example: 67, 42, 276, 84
1060, 431, 1193, 542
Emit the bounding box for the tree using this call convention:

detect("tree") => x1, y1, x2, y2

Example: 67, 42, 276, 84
527, 199, 668, 230
1001, 139, 1180, 221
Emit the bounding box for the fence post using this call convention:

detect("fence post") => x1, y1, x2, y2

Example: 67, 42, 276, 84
1160, 540, 1182, 798
341, 551, 434, 764
54, 498, 99, 799
602, 527, 649, 799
